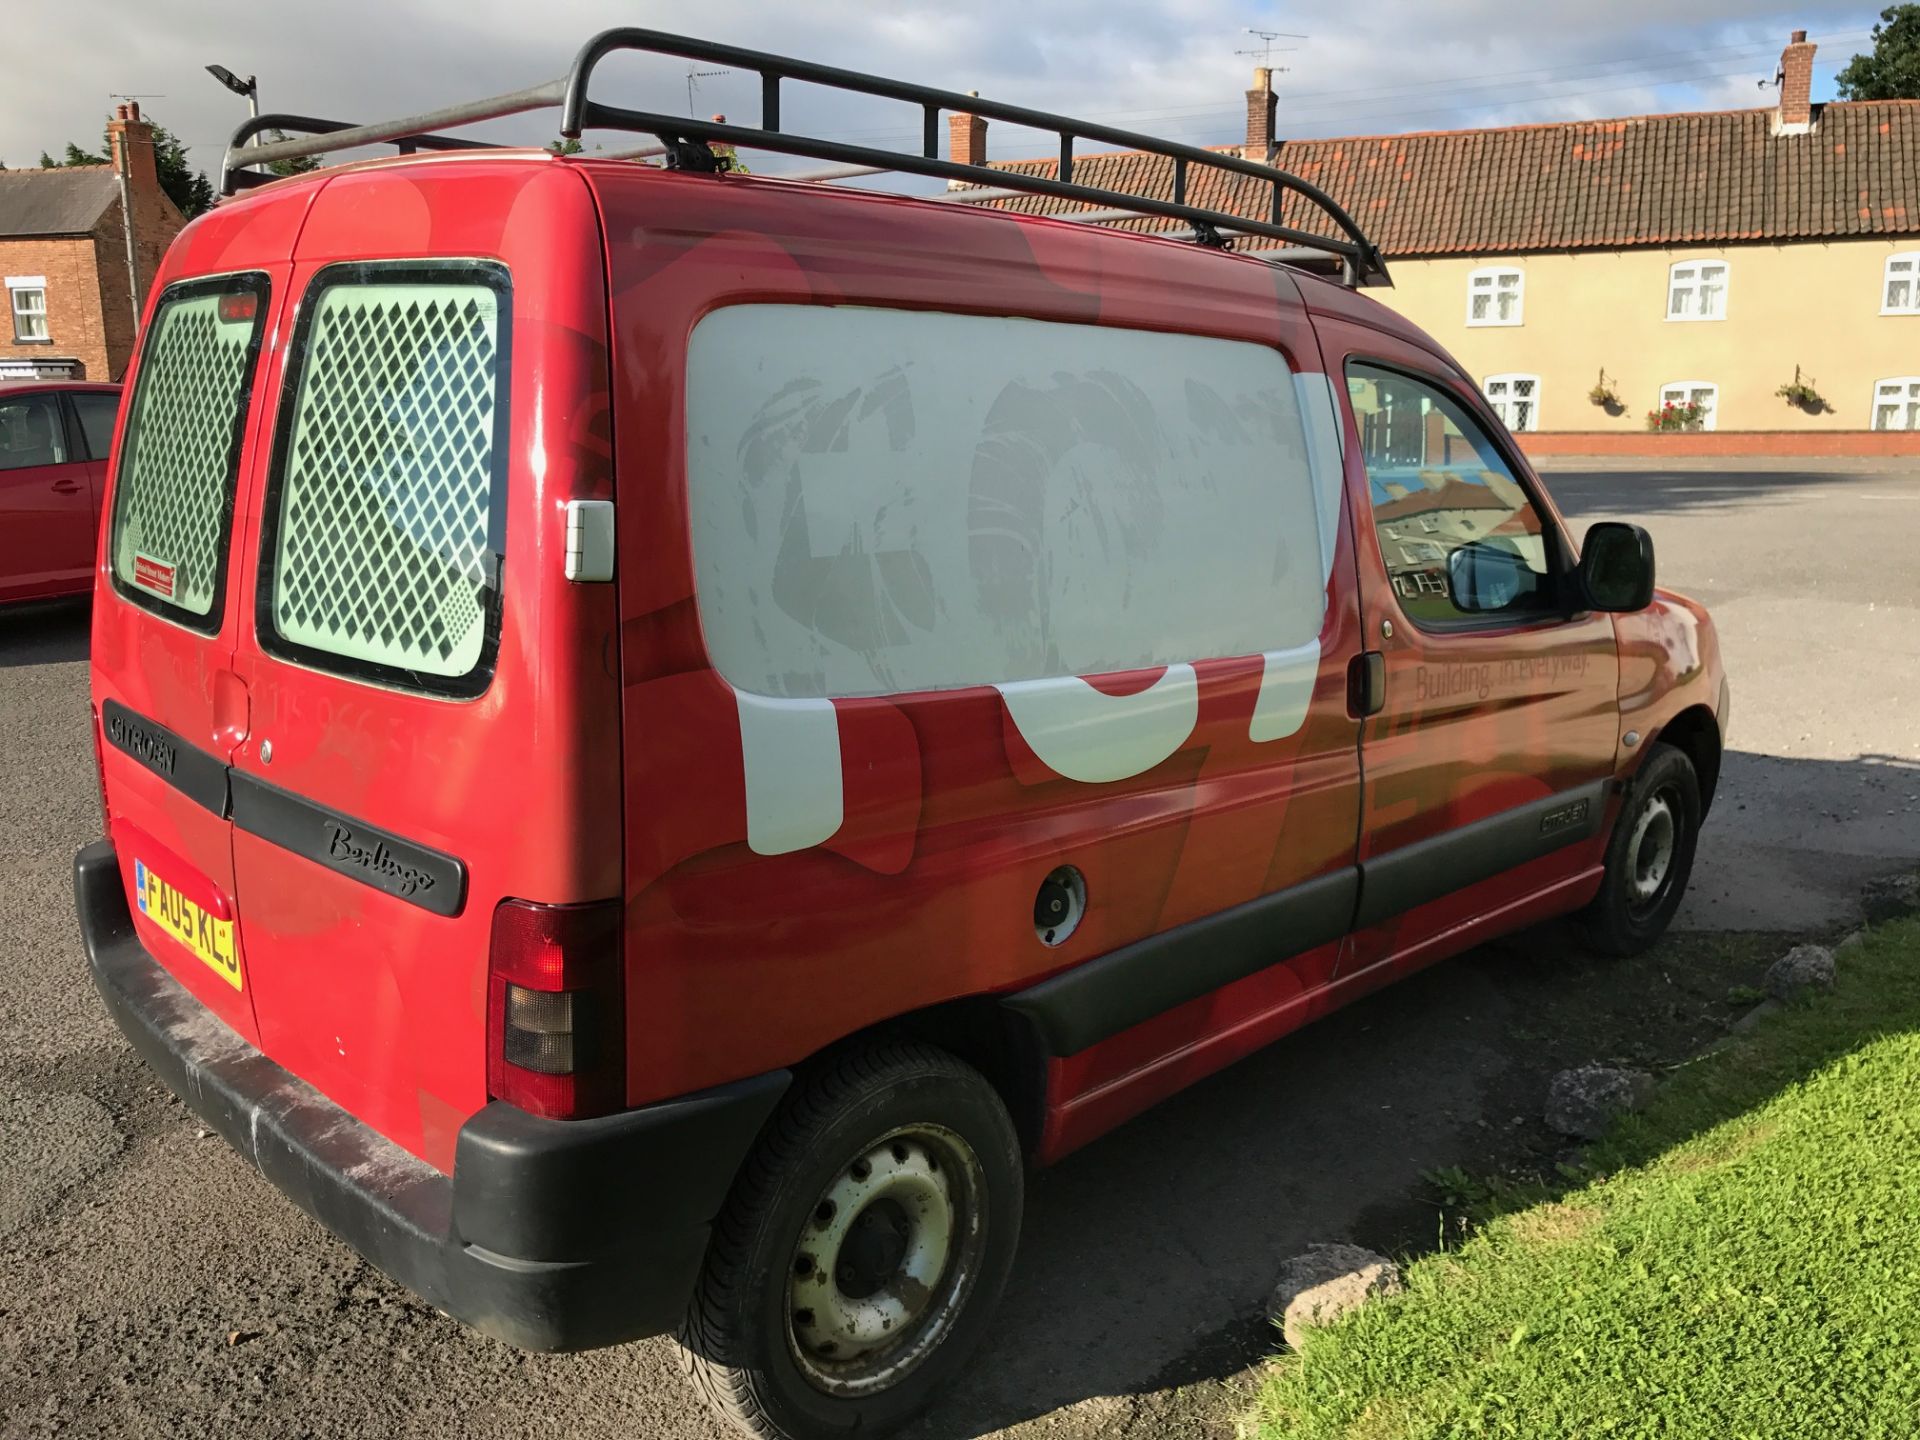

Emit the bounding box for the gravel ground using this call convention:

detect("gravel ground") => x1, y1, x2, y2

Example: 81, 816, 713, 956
2, 463, 1916, 1440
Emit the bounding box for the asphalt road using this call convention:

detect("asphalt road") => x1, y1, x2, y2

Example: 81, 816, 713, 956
3, 463, 1916, 1440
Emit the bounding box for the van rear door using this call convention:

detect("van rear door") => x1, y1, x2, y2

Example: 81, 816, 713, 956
92, 227, 291, 1045
219, 163, 623, 1171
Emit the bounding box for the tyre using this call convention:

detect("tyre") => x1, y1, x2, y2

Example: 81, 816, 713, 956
1582, 741, 1701, 957
682, 1043, 1024, 1440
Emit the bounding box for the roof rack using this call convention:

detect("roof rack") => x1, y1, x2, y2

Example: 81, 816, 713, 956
221, 27, 1391, 288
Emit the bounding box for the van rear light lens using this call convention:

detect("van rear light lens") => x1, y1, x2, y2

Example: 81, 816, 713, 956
487, 899, 623, 1120
217, 291, 258, 324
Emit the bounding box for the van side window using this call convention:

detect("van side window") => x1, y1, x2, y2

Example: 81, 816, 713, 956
109, 273, 272, 628
259, 263, 510, 697
1345, 362, 1556, 626
686, 304, 1338, 698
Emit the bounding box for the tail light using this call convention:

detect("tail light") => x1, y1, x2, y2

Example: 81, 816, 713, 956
90, 703, 112, 829
486, 898, 624, 1120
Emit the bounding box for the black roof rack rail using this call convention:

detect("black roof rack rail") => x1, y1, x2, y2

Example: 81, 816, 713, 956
221, 27, 1390, 288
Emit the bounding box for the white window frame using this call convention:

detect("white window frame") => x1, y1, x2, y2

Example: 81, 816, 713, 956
6, 276, 49, 343
1882, 252, 1920, 316
1482, 373, 1542, 433
1666, 259, 1729, 322
1465, 266, 1525, 327
1870, 376, 1920, 431
1658, 381, 1720, 432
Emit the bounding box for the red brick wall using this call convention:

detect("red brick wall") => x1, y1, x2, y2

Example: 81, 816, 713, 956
1519, 430, 1920, 459
0, 233, 109, 380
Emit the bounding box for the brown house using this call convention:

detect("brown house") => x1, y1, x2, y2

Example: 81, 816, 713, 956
0, 103, 184, 382
950, 31, 1920, 446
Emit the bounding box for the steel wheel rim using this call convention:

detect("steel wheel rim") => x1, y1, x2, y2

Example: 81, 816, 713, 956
785, 1123, 988, 1397
1627, 788, 1679, 913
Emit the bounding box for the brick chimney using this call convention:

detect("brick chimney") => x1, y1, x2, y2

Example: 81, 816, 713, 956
107, 101, 159, 196
1775, 29, 1817, 134
948, 92, 987, 168
1245, 67, 1277, 160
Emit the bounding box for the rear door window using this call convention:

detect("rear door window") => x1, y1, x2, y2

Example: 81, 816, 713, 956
257, 262, 510, 697
109, 273, 272, 627
71, 392, 120, 461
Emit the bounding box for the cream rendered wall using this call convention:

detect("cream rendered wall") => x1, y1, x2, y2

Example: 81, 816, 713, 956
1367, 239, 1920, 431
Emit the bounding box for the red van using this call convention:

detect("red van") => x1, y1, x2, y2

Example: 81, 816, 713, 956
75, 30, 1727, 1440
0, 379, 120, 604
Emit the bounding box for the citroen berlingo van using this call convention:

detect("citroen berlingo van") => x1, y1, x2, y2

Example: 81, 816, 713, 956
75, 28, 1728, 1440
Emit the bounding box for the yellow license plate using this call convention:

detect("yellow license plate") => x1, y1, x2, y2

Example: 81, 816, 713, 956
135, 857, 241, 991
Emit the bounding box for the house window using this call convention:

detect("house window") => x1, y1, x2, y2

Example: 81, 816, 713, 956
1658, 381, 1719, 431
1667, 260, 1728, 321
1466, 267, 1524, 326
1483, 373, 1541, 433
1883, 253, 1920, 315
1872, 377, 1920, 431
7, 277, 49, 343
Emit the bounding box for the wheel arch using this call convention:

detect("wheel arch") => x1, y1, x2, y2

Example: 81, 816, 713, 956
1649, 703, 1722, 813
793, 999, 1050, 1161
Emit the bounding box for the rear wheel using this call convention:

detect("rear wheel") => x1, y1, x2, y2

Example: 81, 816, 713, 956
682, 1044, 1023, 1440
1582, 742, 1701, 957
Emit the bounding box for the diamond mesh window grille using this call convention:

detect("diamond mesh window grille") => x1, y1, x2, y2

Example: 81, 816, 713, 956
271, 282, 501, 681
112, 290, 261, 617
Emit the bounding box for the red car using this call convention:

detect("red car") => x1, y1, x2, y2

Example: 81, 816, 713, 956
74, 31, 1728, 1440
0, 379, 119, 604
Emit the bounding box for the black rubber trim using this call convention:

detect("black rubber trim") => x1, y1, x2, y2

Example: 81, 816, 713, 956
1354, 779, 1610, 929
75, 837, 789, 1353
1003, 866, 1359, 1057
100, 698, 231, 818
230, 772, 467, 918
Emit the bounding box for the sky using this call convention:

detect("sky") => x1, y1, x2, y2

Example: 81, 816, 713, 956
0, 1, 1888, 184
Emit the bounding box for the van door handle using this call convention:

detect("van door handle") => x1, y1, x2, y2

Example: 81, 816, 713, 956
1346, 651, 1386, 718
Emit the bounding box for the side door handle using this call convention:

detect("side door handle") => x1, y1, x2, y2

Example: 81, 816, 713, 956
52, 479, 83, 494
1346, 651, 1386, 718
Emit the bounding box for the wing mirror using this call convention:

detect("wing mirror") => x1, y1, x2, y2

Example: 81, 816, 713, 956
1446, 540, 1535, 613
1577, 521, 1656, 612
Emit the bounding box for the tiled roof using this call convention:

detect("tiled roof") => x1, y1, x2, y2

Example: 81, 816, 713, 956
0, 168, 119, 237
1375, 478, 1514, 521
971, 101, 1920, 257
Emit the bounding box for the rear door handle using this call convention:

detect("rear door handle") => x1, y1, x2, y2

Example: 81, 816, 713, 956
1346, 651, 1386, 718
52, 480, 83, 494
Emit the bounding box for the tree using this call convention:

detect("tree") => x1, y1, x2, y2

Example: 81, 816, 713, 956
1837, 5, 1920, 100
548, 136, 584, 156
39, 114, 216, 218
263, 129, 322, 178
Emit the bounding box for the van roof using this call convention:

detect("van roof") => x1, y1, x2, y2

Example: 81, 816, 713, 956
218, 26, 1390, 289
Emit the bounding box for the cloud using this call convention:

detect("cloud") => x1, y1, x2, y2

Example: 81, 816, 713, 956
0, 0, 1883, 180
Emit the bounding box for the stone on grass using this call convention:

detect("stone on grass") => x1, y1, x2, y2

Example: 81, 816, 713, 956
1545, 1065, 1653, 1140
1860, 872, 1920, 927
1835, 930, 1866, 955
1765, 943, 1835, 1002
1267, 1243, 1403, 1350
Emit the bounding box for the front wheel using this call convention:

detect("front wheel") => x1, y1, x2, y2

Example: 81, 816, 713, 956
1582, 741, 1701, 957
682, 1044, 1024, 1440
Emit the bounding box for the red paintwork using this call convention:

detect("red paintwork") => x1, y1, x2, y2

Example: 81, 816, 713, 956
90, 151, 1725, 1178
0, 379, 118, 604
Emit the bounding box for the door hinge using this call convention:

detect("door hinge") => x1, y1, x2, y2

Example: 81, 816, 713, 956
563, 500, 615, 583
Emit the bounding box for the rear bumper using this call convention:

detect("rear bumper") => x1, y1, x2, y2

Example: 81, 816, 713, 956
74, 837, 788, 1352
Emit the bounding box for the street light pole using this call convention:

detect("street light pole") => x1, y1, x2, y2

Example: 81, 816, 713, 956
206, 64, 259, 141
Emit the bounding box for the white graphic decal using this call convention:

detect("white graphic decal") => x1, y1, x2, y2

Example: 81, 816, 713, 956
1250, 640, 1322, 743
995, 666, 1199, 783
736, 691, 844, 856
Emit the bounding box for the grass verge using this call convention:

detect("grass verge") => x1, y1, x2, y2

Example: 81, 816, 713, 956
1247, 916, 1920, 1440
